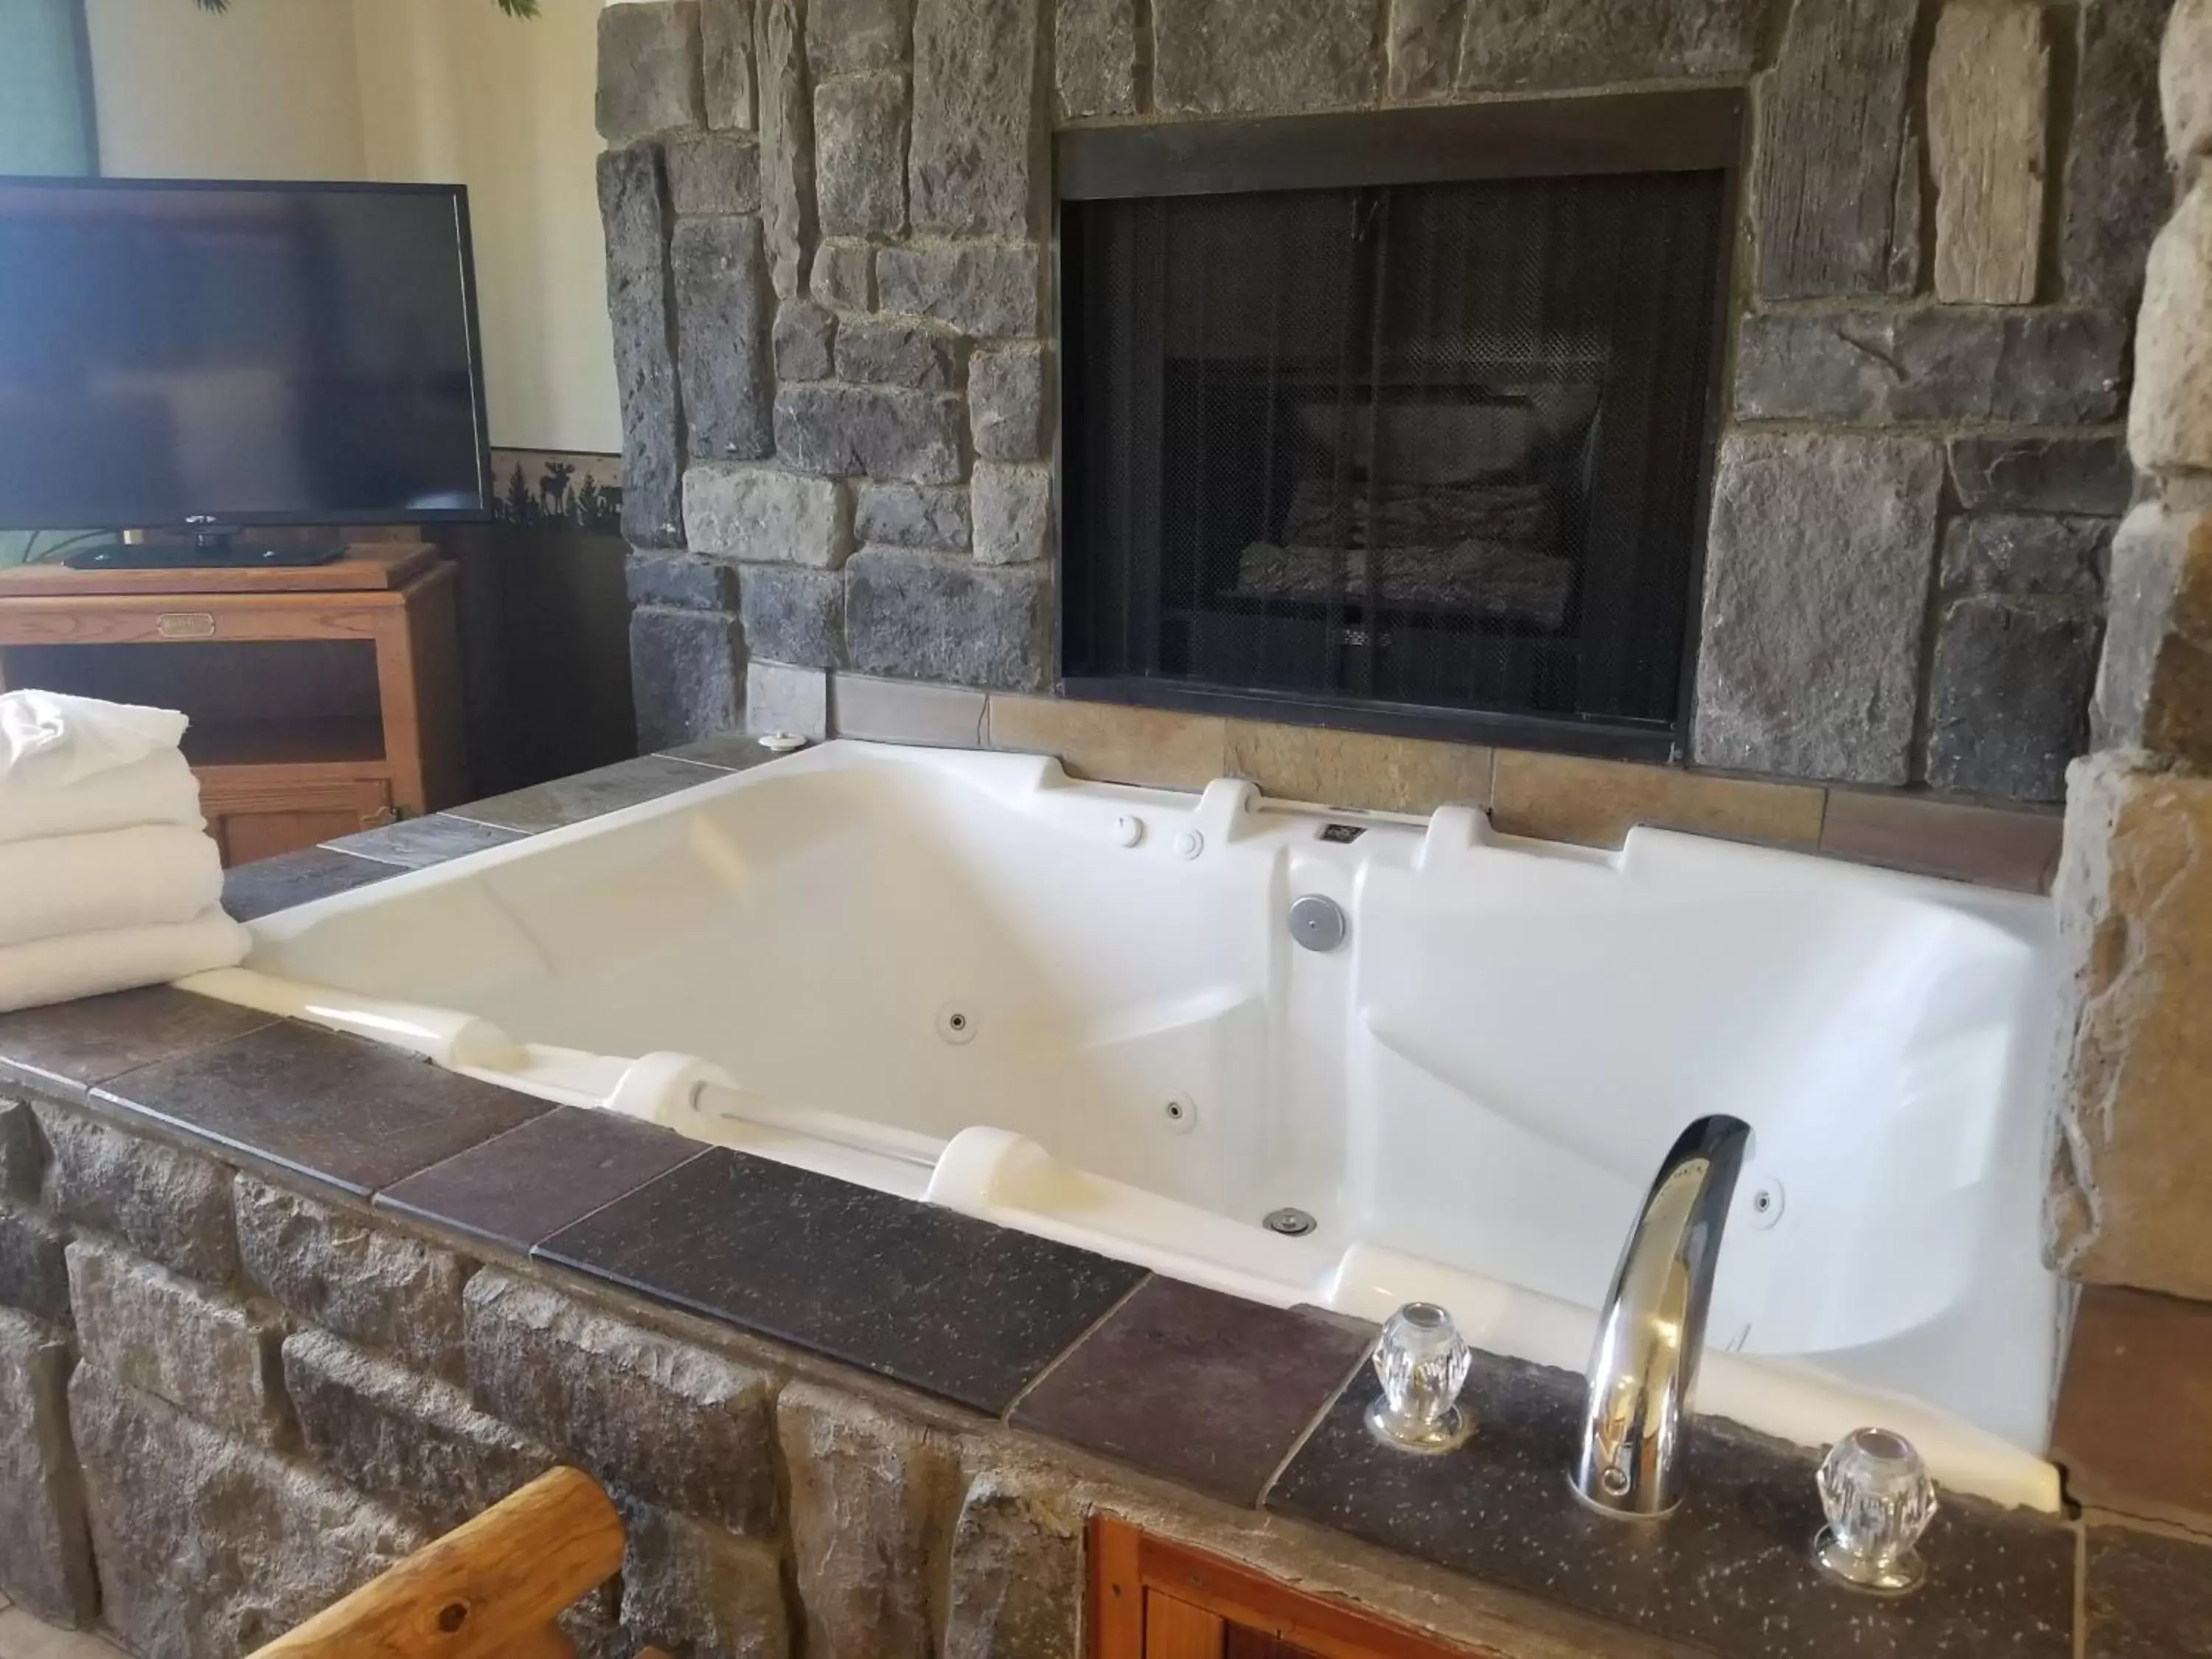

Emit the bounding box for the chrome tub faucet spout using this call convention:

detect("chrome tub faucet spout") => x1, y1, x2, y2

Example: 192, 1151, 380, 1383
1571, 1113, 1753, 1518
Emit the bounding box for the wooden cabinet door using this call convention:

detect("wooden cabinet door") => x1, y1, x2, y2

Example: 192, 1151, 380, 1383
201, 775, 393, 866
1092, 1519, 1494, 1659
1138, 1590, 1327, 1659
1144, 1592, 1231, 1659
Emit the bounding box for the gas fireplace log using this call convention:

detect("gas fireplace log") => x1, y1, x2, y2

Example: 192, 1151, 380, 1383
1279, 478, 1556, 549
1234, 541, 1576, 628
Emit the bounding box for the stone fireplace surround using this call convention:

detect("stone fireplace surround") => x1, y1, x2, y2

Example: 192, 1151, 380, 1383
599, 0, 2157, 810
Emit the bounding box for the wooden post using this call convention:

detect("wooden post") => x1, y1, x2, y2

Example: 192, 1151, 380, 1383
253, 1468, 625, 1659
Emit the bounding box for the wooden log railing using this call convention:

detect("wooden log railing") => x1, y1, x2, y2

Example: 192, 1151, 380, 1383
252, 1468, 632, 1659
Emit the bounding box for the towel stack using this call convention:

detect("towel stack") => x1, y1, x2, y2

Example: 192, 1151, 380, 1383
0, 690, 249, 1013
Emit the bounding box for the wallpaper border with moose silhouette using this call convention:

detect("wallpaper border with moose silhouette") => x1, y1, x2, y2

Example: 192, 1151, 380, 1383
489, 448, 623, 535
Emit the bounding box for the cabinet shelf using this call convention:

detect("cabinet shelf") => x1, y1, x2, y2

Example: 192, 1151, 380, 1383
183, 717, 389, 773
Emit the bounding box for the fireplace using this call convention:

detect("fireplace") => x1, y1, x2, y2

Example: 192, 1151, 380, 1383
1057, 94, 1742, 758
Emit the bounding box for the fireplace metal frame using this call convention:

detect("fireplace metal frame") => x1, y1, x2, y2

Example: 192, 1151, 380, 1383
1050, 88, 1747, 765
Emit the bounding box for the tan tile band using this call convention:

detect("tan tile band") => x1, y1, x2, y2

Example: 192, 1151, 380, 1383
818, 678, 2061, 892
1224, 722, 1494, 815
1490, 749, 1824, 850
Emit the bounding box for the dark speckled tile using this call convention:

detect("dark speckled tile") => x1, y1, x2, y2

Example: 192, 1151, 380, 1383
223, 846, 402, 921
93, 1020, 549, 1199
538, 1147, 1149, 1413
446, 754, 725, 833
1012, 1276, 1373, 1505
0, 985, 276, 1101
321, 813, 528, 869
1268, 1357, 2075, 1659
378, 1107, 705, 1254
2084, 1523, 2212, 1658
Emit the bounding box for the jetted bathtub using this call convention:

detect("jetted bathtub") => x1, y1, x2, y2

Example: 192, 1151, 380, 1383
187, 740, 2065, 1509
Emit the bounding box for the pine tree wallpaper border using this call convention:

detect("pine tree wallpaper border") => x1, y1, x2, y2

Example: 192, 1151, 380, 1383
490, 449, 623, 532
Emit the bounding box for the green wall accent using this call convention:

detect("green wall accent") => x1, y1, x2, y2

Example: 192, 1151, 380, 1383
0, 0, 95, 564
0, 0, 94, 176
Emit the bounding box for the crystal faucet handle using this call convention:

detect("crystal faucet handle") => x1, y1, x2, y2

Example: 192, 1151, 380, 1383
1815, 1427, 1938, 1595
1365, 1302, 1473, 1453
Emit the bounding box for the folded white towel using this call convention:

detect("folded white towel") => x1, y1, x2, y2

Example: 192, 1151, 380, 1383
0, 690, 189, 787
0, 907, 249, 1014
0, 747, 204, 846
0, 825, 226, 950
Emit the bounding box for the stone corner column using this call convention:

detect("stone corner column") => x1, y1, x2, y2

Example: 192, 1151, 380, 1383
2045, 751, 2212, 1299
2046, 1, 2212, 1303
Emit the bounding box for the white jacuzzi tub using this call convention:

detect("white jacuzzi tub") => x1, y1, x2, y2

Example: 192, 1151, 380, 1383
186, 740, 2065, 1509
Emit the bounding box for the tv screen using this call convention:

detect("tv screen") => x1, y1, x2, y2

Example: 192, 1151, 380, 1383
0, 178, 490, 531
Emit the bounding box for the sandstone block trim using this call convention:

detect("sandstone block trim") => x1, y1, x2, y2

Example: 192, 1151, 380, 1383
1927, 0, 2049, 305
2129, 178, 2212, 472
2094, 502, 2212, 765
2046, 756, 2212, 1301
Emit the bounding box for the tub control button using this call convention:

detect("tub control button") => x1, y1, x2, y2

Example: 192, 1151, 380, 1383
1113, 815, 1144, 847
1814, 1427, 1937, 1596
1174, 829, 1205, 860
1288, 894, 1348, 952
1367, 1301, 1474, 1453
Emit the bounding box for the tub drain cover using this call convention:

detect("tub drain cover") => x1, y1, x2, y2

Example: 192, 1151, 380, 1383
1263, 1207, 1318, 1237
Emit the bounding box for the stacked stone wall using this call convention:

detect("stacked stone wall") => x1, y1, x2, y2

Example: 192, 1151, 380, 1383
600, 0, 2171, 804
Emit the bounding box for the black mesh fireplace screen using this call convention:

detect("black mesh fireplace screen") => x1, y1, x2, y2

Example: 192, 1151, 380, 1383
1060, 126, 1733, 751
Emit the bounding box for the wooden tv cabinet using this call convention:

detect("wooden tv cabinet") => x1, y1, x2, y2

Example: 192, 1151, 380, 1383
0, 544, 467, 865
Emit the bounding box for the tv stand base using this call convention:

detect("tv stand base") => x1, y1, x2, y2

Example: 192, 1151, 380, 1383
63, 540, 346, 571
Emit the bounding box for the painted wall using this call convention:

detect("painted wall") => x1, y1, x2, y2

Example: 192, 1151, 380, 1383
354, 0, 620, 456
83, 0, 366, 181
72, 0, 616, 455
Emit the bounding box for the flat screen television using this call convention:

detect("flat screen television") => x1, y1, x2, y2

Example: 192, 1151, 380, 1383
0, 176, 491, 567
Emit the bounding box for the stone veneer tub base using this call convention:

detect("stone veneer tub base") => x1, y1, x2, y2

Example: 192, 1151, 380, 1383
0, 994, 2176, 1659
